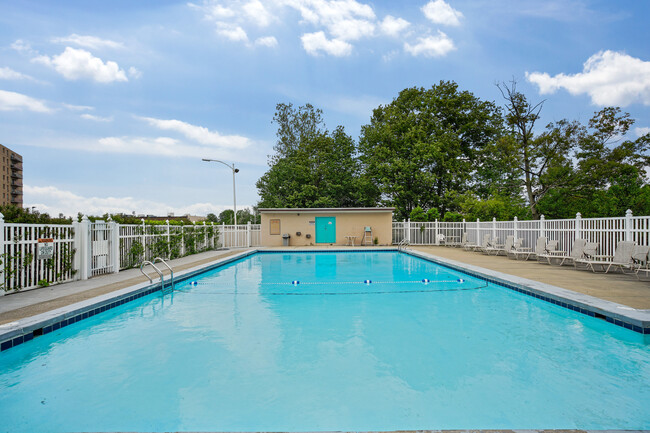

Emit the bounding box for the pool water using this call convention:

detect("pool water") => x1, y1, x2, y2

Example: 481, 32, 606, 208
1, 251, 649, 431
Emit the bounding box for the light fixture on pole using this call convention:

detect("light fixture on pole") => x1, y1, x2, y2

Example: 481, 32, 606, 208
201, 159, 239, 226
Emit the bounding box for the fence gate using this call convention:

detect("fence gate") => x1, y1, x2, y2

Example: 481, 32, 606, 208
90, 221, 115, 276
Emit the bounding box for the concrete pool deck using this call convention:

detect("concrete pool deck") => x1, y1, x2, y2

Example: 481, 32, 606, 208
0, 245, 648, 327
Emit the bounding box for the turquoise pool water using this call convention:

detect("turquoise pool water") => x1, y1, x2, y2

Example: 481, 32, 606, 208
1, 251, 649, 431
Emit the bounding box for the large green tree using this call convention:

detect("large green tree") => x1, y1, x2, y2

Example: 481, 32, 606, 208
256, 103, 378, 208
359, 81, 503, 220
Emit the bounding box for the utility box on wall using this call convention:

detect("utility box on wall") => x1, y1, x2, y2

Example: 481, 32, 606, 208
259, 207, 394, 247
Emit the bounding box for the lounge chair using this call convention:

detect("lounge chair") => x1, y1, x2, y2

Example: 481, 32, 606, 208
476, 234, 492, 253
535, 240, 558, 262
506, 238, 526, 259
486, 235, 514, 256
575, 241, 636, 273
627, 245, 650, 280
460, 232, 478, 251
539, 239, 587, 266
482, 236, 504, 255
511, 236, 546, 261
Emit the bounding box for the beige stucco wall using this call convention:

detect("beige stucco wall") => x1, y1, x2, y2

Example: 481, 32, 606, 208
260, 210, 393, 247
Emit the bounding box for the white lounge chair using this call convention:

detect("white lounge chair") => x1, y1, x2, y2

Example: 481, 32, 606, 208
486, 235, 514, 256
575, 241, 636, 273
627, 245, 650, 280
506, 238, 526, 259
539, 239, 587, 266
476, 234, 492, 253
460, 232, 478, 251
511, 236, 547, 261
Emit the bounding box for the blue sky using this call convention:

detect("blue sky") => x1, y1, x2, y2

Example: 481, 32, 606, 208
1, 0, 649, 218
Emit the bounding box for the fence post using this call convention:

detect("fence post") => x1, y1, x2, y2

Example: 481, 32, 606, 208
625, 209, 633, 242
75, 215, 91, 280
0, 213, 4, 296
406, 219, 411, 244
247, 221, 251, 247
540, 214, 546, 239
513, 216, 518, 242
222, 222, 226, 248
110, 219, 120, 273
492, 217, 497, 241
434, 219, 439, 245
575, 212, 582, 240
140, 218, 146, 262
166, 220, 170, 258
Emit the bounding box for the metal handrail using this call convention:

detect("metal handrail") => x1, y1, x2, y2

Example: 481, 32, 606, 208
140, 260, 163, 284
153, 257, 174, 292
397, 238, 410, 251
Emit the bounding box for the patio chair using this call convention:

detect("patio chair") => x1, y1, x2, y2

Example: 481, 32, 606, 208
574, 241, 636, 273
476, 234, 492, 253
506, 238, 526, 259
482, 236, 504, 255
461, 232, 480, 251
539, 239, 587, 266
626, 245, 650, 280
511, 236, 546, 261
535, 240, 559, 262
486, 235, 514, 256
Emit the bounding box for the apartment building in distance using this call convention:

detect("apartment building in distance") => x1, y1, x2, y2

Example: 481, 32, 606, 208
0, 144, 23, 207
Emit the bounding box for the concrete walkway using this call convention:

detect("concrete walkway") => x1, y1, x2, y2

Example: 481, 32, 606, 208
1, 246, 648, 326
0, 248, 248, 325
412, 246, 650, 309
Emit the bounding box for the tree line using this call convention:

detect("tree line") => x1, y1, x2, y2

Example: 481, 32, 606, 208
257, 80, 649, 221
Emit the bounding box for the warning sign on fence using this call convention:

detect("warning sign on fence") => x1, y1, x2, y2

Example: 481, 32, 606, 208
37, 238, 54, 260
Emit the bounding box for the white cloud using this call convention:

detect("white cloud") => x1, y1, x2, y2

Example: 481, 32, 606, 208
216, 22, 249, 42
635, 127, 650, 137
255, 36, 278, 47
422, 0, 463, 26
380, 15, 410, 37
140, 117, 251, 149
63, 103, 94, 111
0, 66, 34, 80
0, 89, 51, 112
128, 66, 142, 79
526, 51, 650, 106
404, 31, 455, 57
301, 31, 353, 57
24, 185, 243, 218
33, 47, 128, 83
10, 39, 37, 55
51, 34, 124, 50
81, 113, 113, 122
242, 0, 274, 27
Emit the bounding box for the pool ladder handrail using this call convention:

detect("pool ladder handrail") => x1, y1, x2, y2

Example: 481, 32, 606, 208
397, 238, 410, 251
139, 258, 174, 294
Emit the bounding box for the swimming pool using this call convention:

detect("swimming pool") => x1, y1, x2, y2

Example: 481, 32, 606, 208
1, 250, 649, 431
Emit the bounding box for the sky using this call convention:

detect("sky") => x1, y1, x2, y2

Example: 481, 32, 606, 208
0, 0, 649, 218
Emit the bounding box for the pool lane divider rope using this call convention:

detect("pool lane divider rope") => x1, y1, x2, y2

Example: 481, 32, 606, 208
174, 278, 488, 295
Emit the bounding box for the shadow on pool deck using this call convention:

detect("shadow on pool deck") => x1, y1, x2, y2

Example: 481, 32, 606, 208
412, 245, 650, 310
0, 245, 648, 326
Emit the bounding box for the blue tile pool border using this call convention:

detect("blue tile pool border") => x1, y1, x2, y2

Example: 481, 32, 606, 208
2, 247, 649, 353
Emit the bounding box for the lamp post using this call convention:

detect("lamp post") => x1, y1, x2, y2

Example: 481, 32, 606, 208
202, 159, 239, 226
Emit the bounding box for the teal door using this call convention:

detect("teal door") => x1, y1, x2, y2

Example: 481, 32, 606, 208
315, 217, 336, 243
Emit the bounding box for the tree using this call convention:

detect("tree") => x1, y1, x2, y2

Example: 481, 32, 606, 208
537, 107, 650, 218
257, 103, 379, 208
359, 81, 503, 220
496, 80, 581, 219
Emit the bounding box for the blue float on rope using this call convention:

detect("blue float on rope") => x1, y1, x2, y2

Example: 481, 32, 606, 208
364, 279, 372, 284
422, 278, 430, 283
457, 278, 464, 283
292, 280, 300, 285
190, 281, 198, 286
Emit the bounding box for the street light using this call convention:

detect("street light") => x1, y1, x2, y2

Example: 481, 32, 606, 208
202, 158, 240, 226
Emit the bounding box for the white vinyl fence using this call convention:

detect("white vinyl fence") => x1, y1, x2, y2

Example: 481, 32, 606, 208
1, 214, 262, 294
393, 210, 650, 258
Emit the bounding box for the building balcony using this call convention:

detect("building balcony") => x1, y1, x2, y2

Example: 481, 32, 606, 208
11, 163, 22, 171
11, 172, 21, 178
11, 196, 22, 204
11, 179, 23, 187
10, 154, 22, 162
